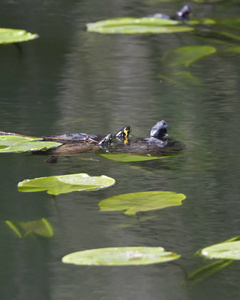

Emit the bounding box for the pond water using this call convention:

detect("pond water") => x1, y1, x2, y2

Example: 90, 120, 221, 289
1, 1, 240, 299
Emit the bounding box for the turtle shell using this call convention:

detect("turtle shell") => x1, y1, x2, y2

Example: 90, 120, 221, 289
42, 133, 101, 144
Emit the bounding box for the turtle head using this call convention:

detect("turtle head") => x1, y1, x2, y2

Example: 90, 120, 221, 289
150, 120, 168, 140
176, 5, 192, 21
115, 126, 131, 140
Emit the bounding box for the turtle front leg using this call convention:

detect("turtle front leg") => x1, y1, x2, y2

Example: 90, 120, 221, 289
98, 134, 113, 152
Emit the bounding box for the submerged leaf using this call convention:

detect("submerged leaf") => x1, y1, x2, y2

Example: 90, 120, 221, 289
0, 28, 38, 44
18, 173, 115, 195
87, 17, 194, 34
100, 152, 169, 162
163, 45, 216, 67
62, 246, 180, 266
185, 260, 232, 287
99, 191, 186, 215
158, 71, 201, 87
0, 135, 61, 153
5, 218, 53, 238
189, 18, 216, 25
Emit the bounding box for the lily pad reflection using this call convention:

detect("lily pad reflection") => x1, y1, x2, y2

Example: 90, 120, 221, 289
5, 218, 53, 238
163, 45, 216, 67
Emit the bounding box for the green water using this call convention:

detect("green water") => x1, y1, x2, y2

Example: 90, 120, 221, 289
1, 1, 240, 299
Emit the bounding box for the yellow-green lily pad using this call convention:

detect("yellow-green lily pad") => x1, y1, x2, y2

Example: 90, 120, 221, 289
87, 17, 194, 34
200, 241, 240, 260
0, 28, 38, 44
62, 246, 180, 266
0, 135, 61, 153
18, 173, 115, 195
99, 191, 186, 216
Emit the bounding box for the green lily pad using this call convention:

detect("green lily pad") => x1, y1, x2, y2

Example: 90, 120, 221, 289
62, 246, 180, 266
5, 218, 53, 238
0, 135, 62, 153
100, 152, 169, 162
200, 241, 240, 260
163, 45, 216, 67
99, 191, 186, 216
18, 173, 115, 195
0, 28, 38, 44
86, 17, 194, 34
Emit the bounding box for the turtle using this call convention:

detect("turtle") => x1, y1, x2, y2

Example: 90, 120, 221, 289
144, 4, 192, 22
0, 121, 184, 162
38, 120, 184, 161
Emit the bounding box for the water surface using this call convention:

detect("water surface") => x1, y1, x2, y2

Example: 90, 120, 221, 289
1, 1, 240, 299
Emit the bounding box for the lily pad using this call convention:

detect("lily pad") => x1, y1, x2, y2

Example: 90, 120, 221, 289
0, 135, 62, 153
100, 152, 169, 162
0, 28, 38, 44
87, 17, 194, 34
99, 191, 186, 216
62, 246, 180, 266
163, 45, 216, 67
5, 218, 53, 238
18, 173, 115, 195
200, 241, 240, 260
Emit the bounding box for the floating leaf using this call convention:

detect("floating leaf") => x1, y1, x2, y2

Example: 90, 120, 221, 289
0, 28, 38, 44
5, 218, 53, 238
99, 191, 186, 216
100, 152, 169, 162
163, 45, 216, 67
62, 246, 180, 266
0, 135, 62, 153
87, 17, 194, 34
18, 173, 115, 195
200, 241, 240, 260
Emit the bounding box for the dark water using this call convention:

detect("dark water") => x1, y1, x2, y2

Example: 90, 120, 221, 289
1, 1, 240, 299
